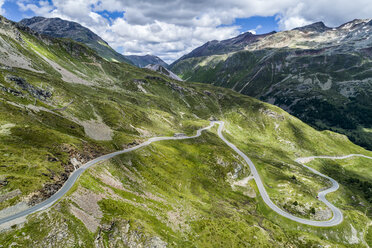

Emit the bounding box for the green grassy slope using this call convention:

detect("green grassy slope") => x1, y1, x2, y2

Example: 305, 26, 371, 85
0, 16, 371, 247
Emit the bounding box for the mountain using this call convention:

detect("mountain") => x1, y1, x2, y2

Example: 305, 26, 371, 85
170, 19, 372, 150
126, 54, 168, 68
144, 64, 182, 81
293, 21, 331, 32
19, 16, 133, 64
173, 31, 276, 63
19, 16, 167, 68
0, 14, 372, 247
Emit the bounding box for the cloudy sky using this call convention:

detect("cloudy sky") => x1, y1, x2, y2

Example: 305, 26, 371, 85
1, 0, 372, 63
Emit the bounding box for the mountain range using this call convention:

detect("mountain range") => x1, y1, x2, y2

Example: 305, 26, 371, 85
19, 16, 168, 68
170, 19, 372, 150
0, 14, 371, 247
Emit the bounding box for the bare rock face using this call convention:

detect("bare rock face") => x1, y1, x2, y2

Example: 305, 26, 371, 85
145, 64, 183, 81
165, 81, 190, 94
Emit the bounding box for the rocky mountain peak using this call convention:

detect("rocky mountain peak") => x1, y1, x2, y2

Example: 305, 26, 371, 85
20, 16, 103, 44
293, 21, 331, 32
337, 18, 372, 30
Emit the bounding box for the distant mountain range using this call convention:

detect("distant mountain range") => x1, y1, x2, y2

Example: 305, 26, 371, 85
19, 16, 168, 68
126, 55, 168, 68
173, 31, 276, 62
170, 19, 372, 150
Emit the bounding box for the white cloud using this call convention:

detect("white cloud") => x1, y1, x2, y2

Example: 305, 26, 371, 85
248, 24, 263, 35
17, 1, 54, 17
106, 18, 239, 61
15, 0, 372, 63
0, 0, 5, 15
277, 0, 372, 29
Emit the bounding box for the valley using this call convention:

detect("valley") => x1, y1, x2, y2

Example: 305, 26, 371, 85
0, 12, 371, 248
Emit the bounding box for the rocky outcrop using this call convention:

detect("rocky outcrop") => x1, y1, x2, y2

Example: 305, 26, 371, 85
145, 75, 166, 82
165, 81, 190, 94
0, 83, 23, 97
5, 75, 52, 100
94, 220, 167, 248
0, 178, 8, 187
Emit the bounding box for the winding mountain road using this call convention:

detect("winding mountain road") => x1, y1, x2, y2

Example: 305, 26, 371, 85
215, 121, 344, 226
1, 121, 370, 227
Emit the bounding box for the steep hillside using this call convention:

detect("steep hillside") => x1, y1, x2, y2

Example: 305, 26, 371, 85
0, 15, 371, 247
170, 19, 372, 150
20, 16, 166, 68
126, 54, 168, 68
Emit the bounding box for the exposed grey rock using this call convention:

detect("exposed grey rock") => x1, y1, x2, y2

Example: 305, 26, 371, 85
165, 81, 189, 94
0, 83, 23, 97
5, 75, 52, 100
204, 90, 212, 96
145, 64, 183, 81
